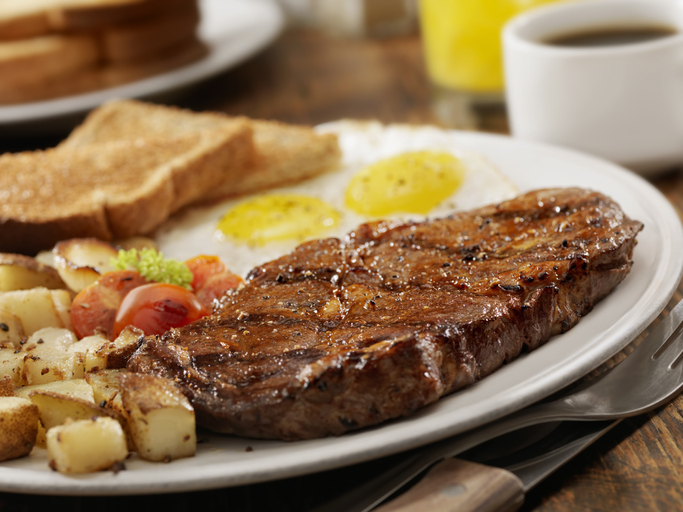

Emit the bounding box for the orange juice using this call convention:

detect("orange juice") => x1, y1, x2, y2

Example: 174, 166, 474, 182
419, 0, 561, 93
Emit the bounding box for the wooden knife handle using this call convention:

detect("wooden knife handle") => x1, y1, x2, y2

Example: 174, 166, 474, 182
373, 458, 525, 512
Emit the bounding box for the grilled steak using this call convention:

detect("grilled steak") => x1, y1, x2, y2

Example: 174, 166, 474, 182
128, 188, 643, 440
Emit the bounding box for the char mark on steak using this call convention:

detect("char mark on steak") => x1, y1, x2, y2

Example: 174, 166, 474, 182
128, 188, 643, 440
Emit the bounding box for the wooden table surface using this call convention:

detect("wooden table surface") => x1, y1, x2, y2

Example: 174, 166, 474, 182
2, 27, 683, 512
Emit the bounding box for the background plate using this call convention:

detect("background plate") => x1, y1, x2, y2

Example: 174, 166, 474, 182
0, 0, 284, 135
1, 129, 681, 495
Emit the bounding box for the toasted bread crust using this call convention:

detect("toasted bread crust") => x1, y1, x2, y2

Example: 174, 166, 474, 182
0, 99, 340, 254
61, 99, 244, 147
162, 125, 255, 213
209, 119, 341, 201
0, 121, 253, 254
62, 99, 342, 203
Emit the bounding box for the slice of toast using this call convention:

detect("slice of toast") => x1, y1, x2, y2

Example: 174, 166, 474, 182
60, 99, 247, 147
0, 0, 187, 39
0, 63, 103, 105
0, 34, 100, 89
214, 119, 341, 201
48, 0, 197, 31
0, 39, 208, 106
61, 100, 342, 203
0, 122, 253, 255
0, 0, 205, 105
100, 0, 199, 63
0, 0, 52, 40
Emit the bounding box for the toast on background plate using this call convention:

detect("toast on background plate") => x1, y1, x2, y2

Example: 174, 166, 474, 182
0, 34, 99, 89
61, 99, 343, 202
0, 0, 203, 105
0, 65, 102, 105
0, 0, 53, 40
48, 0, 197, 31
0, 0, 196, 39
0, 40, 208, 105
0, 120, 253, 255
99, 0, 200, 63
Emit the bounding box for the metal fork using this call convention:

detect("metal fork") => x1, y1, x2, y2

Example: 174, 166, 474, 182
320, 298, 683, 512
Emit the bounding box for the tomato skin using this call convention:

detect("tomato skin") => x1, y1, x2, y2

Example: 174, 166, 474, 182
113, 283, 210, 338
185, 255, 244, 309
71, 270, 148, 340
195, 272, 243, 309
185, 255, 225, 290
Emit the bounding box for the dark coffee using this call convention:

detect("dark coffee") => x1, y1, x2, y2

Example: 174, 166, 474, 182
545, 25, 677, 47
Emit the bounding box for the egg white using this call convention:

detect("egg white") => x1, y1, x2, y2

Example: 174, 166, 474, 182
155, 120, 519, 278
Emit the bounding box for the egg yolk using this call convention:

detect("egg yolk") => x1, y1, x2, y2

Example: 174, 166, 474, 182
217, 194, 341, 245
345, 150, 465, 217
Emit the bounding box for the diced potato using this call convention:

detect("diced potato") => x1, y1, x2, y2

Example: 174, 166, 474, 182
0, 253, 66, 292
25, 327, 77, 351
51, 290, 73, 331
85, 369, 141, 450
0, 345, 25, 387
84, 369, 137, 450
30, 391, 117, 431
0, 375, 13, 397
34, 250, 56, 267
52, 238, 118, 293
66, 326, 142, 376
36, 424, 48, 447
16, 382, 96, 448
119, 373, 196, 462
14, 378, 94, 402
47, 417, 128, 474
85, 369, 125, 410
68, 333, 108, 374
0, 397, 39, 461
22, 328, 79, 385
0, 288, 72, 336
0, 309, 25, 348
96, 326, 143, 369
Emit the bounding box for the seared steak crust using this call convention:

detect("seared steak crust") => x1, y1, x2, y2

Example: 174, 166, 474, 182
128, 188, 643, 440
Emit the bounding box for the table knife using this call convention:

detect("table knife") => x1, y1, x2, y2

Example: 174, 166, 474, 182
371, 419, 620, 512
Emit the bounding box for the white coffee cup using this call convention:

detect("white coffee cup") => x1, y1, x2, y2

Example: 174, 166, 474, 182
503, 0, 683, 176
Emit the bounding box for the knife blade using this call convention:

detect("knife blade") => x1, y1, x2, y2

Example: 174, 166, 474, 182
370, 419, 620, 512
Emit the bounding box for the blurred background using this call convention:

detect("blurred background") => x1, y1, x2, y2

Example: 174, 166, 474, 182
0, 0, 565, 150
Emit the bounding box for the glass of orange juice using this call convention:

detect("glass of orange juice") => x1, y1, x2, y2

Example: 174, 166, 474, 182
419, 0, 562, 106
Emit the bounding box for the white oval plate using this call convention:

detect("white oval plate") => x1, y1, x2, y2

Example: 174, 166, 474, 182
1, 130, 680, 495
0, 0, 284, 132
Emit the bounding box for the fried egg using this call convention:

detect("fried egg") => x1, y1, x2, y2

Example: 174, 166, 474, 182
155, 120, 519, 278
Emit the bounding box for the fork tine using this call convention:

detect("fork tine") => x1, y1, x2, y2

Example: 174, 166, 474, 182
631, 299, 683, 361
671, 348, 683, 369
652, 316, 683, 362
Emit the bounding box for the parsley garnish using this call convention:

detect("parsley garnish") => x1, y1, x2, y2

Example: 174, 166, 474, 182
112, 248, 193, 289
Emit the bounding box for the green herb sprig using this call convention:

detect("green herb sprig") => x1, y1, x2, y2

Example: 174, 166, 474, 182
111, 248, 193, 289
